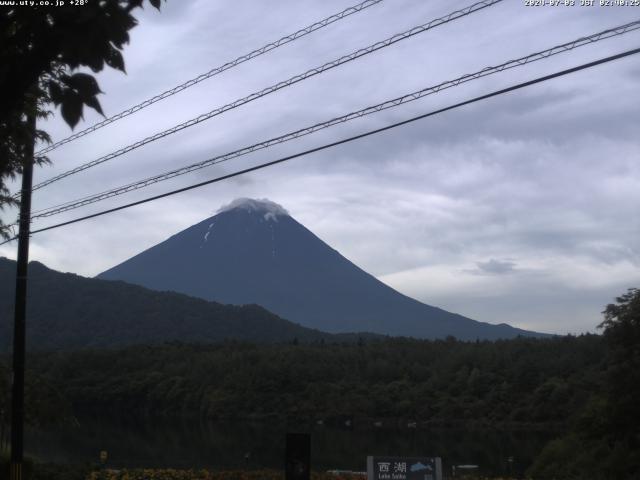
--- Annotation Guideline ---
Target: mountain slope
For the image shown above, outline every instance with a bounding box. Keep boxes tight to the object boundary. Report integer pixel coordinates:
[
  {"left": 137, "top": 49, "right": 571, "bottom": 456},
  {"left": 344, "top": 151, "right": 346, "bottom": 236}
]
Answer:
[
  {"left": 0, "top": 257, "right": 337, "bottom": 352},
  {"left": 98, "top": 198, "right": 544, "bottom": 340}
]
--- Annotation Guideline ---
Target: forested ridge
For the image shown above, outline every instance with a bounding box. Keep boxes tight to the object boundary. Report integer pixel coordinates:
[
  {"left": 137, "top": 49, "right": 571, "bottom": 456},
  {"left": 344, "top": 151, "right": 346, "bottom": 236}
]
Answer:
[
  {"left": 0, "top": 335, "right": 604, "bottom": 427},
  {"left": 1, "top": 255, "right": 636, "bottom": 479},
  {"left": 1, "top": 290, "right": 638, "bottom": 480},
  {"left": 0, "top": 258, "right": 349, "bottom": 351}
]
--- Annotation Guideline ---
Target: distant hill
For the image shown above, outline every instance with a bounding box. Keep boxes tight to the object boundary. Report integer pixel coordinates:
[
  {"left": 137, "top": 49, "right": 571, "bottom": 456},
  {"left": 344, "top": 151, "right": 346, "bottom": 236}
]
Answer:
[
  {"left": 99, "top": 198, "right": 546, "bottom": 340},
  {"left": 0, "top": 257, "right": 346, "bottom": 352}
]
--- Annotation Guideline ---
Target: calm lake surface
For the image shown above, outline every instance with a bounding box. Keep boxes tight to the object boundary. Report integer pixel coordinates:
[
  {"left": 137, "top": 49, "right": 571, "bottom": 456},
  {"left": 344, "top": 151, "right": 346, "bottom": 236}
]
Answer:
[{"left": 26, "top": 416, "right": 556, "bottom": 477}]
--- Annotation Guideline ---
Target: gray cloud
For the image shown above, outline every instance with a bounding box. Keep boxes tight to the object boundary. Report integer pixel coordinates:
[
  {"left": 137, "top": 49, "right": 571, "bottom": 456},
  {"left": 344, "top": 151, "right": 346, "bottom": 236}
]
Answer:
[
  {"left": 473, "top": 259, "right": 517, "bottom": 275},
  {"left": 2, "top": 0, "right": 639, "bottom": 334}
]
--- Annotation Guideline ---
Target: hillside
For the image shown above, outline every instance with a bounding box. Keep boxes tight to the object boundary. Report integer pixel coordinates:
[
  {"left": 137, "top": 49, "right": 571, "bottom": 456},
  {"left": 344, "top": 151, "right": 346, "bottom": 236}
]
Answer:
[{"left": 0, "top": 257, "right": 339, "bottom": 351}]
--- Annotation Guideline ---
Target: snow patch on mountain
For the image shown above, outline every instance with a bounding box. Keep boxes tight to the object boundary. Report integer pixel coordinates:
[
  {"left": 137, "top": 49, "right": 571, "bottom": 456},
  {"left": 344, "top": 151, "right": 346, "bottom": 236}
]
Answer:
[
  {"left": 201, "top": 222, "right": 215, "bottom": 248},
  {"left": 218, "top": 198, "right": 289, "bottom": 222},
  {"left": 270, "top": 223, "right": 276, "bottom": 258}
]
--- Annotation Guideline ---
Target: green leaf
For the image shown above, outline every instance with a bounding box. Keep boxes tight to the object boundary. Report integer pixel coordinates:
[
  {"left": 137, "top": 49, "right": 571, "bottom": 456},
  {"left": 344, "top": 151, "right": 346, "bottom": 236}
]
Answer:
[
  {"left": 60, "top": 93, "right": 83, "bottom": 129},
  {"left": 85, "top": 56, "right": 105, "bottom": 73},
  {"left": 65, "top": 72, "right": 102, "bottom": 98},
  {"left": 105, "top": 47, "right": 125, "bottom": 73},
  {"left": 48, "top": 81, "right": 63, "bottom": 106},
  {"left": 149, "top": 0, "right": 162, "bottom": 10},
  {"left": 105, "top": 10, "right": 134, "bottom": 48},
  {"left": 84, "top": 95, "right": 104, "bottom": 117}
]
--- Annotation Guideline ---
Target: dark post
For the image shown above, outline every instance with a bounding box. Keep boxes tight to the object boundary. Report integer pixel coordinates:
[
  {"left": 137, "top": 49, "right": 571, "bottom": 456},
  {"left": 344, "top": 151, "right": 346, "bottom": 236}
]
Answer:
[
  {"left": 285, "top": 432, "right": 310, "bottom": 480},
  {"left": 10, "top": 111, "right": 35, "bottom": 480}
]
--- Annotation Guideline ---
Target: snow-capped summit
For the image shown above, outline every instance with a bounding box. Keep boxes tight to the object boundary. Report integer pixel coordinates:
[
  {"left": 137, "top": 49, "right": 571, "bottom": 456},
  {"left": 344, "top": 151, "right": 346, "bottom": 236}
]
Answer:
[
  {"left": 98, "top": 199, "right": 545, "bottom": 340},
  {"left": 218, "top": 198, "right": 289, "bottom": 221}
]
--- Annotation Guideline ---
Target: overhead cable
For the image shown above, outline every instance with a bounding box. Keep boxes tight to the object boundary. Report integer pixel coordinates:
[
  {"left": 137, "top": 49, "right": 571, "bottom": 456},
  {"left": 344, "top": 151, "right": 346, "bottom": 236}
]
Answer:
[
  {"left": 30, "top": 20, "right": 640, "bottom": 219},
  {"left": 27, "top": 0, "right": 503, "bottom": 194},
  {"left": 0, "top": 45, "right": 634, "bottom": 246},
  {"left": 35, "top": 0, "right": 385, "bottom": 156}
]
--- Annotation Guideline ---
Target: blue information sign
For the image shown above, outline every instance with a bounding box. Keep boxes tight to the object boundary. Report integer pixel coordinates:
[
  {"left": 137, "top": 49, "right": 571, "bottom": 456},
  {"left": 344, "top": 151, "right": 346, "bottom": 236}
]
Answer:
[{"left": 366, "top": 456, "right": 442, "bottom": 480}]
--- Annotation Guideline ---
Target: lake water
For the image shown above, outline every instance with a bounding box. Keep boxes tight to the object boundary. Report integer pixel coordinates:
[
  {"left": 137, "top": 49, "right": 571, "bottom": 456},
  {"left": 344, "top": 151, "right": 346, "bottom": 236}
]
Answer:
[{"left": 25, "top": 416, "right": 556, "bottom": 477}]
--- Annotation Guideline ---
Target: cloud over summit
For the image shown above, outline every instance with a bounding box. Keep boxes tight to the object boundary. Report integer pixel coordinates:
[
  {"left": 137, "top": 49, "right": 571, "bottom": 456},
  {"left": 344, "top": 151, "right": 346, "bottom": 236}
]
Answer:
[{"left": 1, "top": 0, "right": 637, "bottom": 334}]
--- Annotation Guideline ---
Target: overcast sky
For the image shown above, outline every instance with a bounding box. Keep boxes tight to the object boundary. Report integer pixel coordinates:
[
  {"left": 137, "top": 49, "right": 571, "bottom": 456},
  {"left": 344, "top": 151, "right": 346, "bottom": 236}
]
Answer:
[{"left": 2, "top": 0, "right": 639, "bottom": 335}]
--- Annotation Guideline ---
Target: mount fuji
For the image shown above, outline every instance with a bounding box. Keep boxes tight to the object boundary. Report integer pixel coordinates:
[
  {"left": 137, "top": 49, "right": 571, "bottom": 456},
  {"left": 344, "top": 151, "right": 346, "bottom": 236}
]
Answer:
[{"left": 98, "top": 198, "right": 543, "bottom": 340}]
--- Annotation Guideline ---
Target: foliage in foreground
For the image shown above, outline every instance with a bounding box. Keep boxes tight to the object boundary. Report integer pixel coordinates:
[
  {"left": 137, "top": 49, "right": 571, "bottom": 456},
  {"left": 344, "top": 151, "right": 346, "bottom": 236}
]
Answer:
[
  {"left": 0, "top": 455, "right": 93, "bottom": 480},
  {"left": 0, "top": 0, "right": 164, "bottom": 238},
  {"left": 1, "top": 460, "right": 523, "bottom": 480},
  {"left": 88, "top": 469, "right": 364, "bottom": 480},
  {"left": 527, "top": 288, "right": 640, "bottom": 480},
  {"left": 86, "top": 469, "right": 517, "bottom": 480},
  {"left": 0, "top": 463, "right": 366, "bottom": 480}
]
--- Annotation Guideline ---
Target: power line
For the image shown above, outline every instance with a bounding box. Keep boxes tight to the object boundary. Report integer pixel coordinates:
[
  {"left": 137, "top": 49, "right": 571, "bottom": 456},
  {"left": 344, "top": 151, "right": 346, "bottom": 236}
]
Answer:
[
  {"left": 26, "top": 0, "right": 503, "bottom": 194},
  {"left": 1, "top": 46, "right": 636, "bottom": 246},
  {"left": 30, "top": 20, "right": 640, "bottom": 219},
  {"left": 34, "top": 0, "right": 384, "bottom": 156}
]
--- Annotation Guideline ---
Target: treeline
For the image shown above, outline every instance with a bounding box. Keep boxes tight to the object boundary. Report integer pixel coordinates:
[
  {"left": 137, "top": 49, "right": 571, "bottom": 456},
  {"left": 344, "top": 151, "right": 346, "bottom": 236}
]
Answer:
[
  {"left": 527, "top": 288, "right": 640, "bottom": 479},
  {"left": 0, "top": 335, "right": 605, "bottom": 427},
  {"left": 2, "top": 288, "right": 638, "bottom": 479}
]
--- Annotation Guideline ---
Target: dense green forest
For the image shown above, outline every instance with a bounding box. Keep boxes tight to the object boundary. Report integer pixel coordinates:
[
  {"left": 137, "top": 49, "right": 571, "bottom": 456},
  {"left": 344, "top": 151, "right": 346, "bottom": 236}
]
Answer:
[
  {"left": 528, "top": 288, "right": 640, "bottom": 479},
  {"left": 0, "top": 334, "right": 611, "bottom": 479},
  {"left": 0, "top": 335, "right": 604, "bottom": 426},
  {"left": 1, "top": 288, "right": 638, "bottom": 479}
]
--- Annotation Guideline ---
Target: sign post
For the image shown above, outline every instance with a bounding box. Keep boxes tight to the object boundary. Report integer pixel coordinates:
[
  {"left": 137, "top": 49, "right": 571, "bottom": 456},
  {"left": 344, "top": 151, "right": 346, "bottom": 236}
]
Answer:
[
  {"left": 285, "top": 432, "right": 310, "bottom": 480},
  {"left": 367, "top": 456, "right": 442, "bottom": 480}
]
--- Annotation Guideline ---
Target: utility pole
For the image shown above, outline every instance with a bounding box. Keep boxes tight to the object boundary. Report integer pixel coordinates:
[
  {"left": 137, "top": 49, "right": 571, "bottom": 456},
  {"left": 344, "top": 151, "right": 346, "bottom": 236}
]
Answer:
[{"left": 10, "top": 110, "right": 35, "bottom": 480}]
